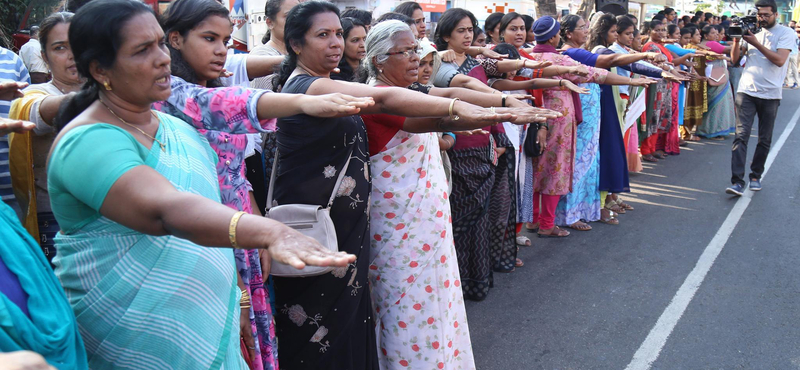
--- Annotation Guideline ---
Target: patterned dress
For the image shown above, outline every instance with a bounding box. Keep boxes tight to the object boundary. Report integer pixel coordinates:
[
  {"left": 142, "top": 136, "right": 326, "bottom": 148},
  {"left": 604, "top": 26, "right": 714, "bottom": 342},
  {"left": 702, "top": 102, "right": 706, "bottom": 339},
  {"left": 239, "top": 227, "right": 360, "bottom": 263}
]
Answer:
[
  {"left": 153, "top": 76, "right": 279, "bottom": 370},
  {"left": 362, "top": 111, "right": 476, "bottom": 370},
  {"left": 272, "top": 75, "right": 377, "bottom": 370}
]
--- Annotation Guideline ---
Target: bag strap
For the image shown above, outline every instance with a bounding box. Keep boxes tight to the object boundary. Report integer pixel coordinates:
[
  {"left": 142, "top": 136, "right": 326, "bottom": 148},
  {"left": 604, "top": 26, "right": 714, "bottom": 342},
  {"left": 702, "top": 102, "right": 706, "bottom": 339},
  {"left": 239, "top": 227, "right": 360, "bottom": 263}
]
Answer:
[{"left": 266, "top": 146, "right": 355, "bottom": 211}]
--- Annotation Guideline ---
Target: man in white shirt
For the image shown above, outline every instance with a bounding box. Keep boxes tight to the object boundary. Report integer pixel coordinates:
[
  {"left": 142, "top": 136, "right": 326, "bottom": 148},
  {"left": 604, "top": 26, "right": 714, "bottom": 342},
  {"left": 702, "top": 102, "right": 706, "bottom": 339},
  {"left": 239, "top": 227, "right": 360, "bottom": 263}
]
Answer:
[
  {"left": 727, "top": 0, "right": 797, "bottom": 195},
  {"left": 18, "top": 26, "right": 49, "bottom": 84}
]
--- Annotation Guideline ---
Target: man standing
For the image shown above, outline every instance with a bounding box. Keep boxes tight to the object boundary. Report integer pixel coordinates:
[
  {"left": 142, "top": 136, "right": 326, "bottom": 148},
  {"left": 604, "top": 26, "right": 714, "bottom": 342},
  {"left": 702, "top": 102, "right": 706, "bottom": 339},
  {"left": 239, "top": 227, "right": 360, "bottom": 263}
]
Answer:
[
  {"left": 18, "top": 26, "right": 48, "bottom": 84},
  {"left": 727, "top": 0, "right": 797, "bottom": 195}
]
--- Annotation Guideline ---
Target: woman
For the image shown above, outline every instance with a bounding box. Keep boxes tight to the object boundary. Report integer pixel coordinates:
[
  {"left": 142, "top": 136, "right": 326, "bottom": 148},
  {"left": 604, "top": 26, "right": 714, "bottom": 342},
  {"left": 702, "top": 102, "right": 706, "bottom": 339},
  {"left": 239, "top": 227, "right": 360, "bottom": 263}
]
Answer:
[
  {"left": 682, "top": 26, "right": 708, "bottom": 142},
  {"left": 665, "top": 24, "right": 696, "bottom": 145},
  {"left": 251, "top": 0, "right": 300, "bottom": 90},
  {"left": 696, "top": 25, "right": 737, "bottom": 140},
  {"left": 269, "top": 2, "right": 525, "bottom": 367},
  {"left": 472, "top": 26, "right": 487, "bottom": 47},
  {"left": 641, "top": 20, "right": 678, "bottom": 161},
  {"left": 8, "top": 12, "right": 80, "bottom": 264},
  {"left": 360, "top": 20, "right": 553, "bottom": 370},
  {"left": 394, "top": 1, "right": 427, "bottom": 40},
  {"left": 523, "top": 16, "right": 653, "bottom": 237},
  {"left": 331, "top": 17, "right": 366, "bottom": 82},
  {"left": 49, "top": 1, "right": 358, "bottom": 368},
  {"left": 484, "top": 12, "right": 504, "bottom": 45}
]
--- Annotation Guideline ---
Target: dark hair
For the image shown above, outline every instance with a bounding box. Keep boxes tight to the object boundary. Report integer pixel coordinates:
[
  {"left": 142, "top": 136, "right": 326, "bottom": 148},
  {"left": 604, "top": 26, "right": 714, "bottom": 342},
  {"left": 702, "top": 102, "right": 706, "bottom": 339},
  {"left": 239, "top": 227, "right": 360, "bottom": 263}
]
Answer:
[
  {"left": 498, "top": 12, "right": 522, "bottom": 42},
  {"left": 704, "top": 12, "right": 713, "bottom": 21},
  {"left": 473, "top": 25, "right": 484, "bottom": 40},
  {"left": 161, "top": 0, "right": 230, "bottom": 88},
  {"left": 560, "top": 14, "right": 582, "bottom": 44},
  {"left": 664, "top": 7, "right": 675, "bottom": 14},
  {"left": 493, "top": 42, "right": 520, "bottom": 60},
  {"left": 682, "top": 15, "right": 691, "bottom": 24},
  {"left": 521, "top": 14, "right": 534, "bottom": 32},
  {"left": 39, "top": 12, "right": 74, "bottom": 60},
  {"left": 434, "top": 8, "right": 477, "bottom": 51},
  {"left": 55, "top": 0, "right": 153, "bottom": 128},
  {"left": 755, "top": 0, "right": 777, "bottom": 13},
  {"left": 341, "top": 17, "right": 366, "bottom": 40},
  {"left": 680, "top": 26, "right": 696, "bottom": 37},
  {"left": 616, "top": 14, "right": 635, "bottom": 35},
  {"left": 667, "top": 23, "right": 679, "bottom": 36},
  {"left": 341, "top": 8, "right": 373, "bottom": 27},
  {"left": 652, "top": 14, "right": 665, "bottom": 22},
  {"left": 273, "top": 0, "right": 340, "bottom": 91},
  {"left": 700, "top": 24, "right": 715, "bottom": 39},
  {"left": 626, "top": 13, "right": 637, "bottom": 20},
  {"left": 394, "top": 1, "right": 422, "bottom": 18},
  {"left": 721, "top": 15, "right": 728, "bottom": 21},
  {"left": 698, "top": 21, "right": 708, "bottom": 29},
  {"left": 484, "top": 12, "right": 504, "bottom": 43},
  {"left": 262, "top": 0, "right": 290, "bottom": 43},
  {"left": 376, "top": 12, "right": 414, "bottom": 28},
  {"left": 586, "top": 13, "right": 617, "bottom": 50}
]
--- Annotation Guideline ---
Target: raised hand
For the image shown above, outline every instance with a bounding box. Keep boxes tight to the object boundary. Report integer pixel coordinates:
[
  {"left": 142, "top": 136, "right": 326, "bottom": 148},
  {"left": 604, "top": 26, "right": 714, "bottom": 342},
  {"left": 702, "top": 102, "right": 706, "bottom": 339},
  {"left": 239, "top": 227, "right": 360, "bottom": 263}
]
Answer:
[
  {"left": 438, "top": 49, "right": 456, "bottom": 63},
  {"left": 568, "top": 65, "right": 590, "bottom": 77},
  {"left": 0, "top": 118, "right": 36, "bottom": 136},
  {"left": 526, "top": 60, "right": 552, "bottom": 69},
  {"left": 562, "top": 80, "right": 590, "bottom": 94},
  {"left": 301, "top": 93, "right": 375, "bottom": 117},
  {"left": 481, "top": 48, "right": 507, "bottom": 60},
  {"left": 0, "top": 81, "right": 27, "bottom": 101},
  {"left": 630, "top": 77, "right": 657, "bottom": 87},
  {"left": 267, "top": 224, "right": 356, "bottom": 270}
]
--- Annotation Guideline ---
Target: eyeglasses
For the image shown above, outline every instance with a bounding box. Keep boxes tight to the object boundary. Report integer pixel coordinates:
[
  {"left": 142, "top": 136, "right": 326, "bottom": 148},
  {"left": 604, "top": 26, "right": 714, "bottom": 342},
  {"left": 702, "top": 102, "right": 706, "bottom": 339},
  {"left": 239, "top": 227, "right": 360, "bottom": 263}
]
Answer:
[{"left": 385, "top": 48, "right": 422, "bottom": 59}]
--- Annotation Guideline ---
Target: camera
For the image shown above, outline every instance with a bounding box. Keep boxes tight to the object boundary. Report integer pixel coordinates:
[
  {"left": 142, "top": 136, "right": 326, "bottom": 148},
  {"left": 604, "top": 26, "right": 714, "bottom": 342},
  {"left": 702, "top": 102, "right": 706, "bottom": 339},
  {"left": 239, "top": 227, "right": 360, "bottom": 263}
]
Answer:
[{"left": 729, "top": 15, "right": 760, "bottom": 37}]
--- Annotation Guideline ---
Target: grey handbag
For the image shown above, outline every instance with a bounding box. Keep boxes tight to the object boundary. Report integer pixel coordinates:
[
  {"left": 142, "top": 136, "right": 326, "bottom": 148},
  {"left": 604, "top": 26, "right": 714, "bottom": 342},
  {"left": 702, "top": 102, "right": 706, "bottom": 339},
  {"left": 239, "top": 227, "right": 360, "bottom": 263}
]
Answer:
[{"left": 266, "top": 147, "right": 353, "bottom": 277}]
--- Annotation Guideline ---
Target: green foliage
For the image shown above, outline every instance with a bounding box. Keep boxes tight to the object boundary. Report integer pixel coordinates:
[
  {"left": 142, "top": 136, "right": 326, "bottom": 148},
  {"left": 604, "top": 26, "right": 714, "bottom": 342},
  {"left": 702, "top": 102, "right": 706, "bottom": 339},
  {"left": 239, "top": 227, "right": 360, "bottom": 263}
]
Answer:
[{"left": 0, "top": 0, "right": 62, "bottom": 48}]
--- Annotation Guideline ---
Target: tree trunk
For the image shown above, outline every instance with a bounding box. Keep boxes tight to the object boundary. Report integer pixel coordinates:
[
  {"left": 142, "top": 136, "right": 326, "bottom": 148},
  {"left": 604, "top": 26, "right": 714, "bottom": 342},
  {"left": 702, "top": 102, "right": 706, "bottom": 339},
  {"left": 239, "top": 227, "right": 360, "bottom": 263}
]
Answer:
[
  {"left": 577, "top": 0, "right": 595, "bottom": 20},
  {"left": 535, "top": 0, "right": 558, "bottom": 17}
]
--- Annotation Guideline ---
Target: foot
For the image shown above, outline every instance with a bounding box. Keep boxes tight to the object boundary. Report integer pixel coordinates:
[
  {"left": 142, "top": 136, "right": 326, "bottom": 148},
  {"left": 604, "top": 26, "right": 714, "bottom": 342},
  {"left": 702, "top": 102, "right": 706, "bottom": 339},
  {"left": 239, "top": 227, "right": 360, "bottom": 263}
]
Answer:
[
  {"left": 679, "top": 139, "right": 688, "bottom": 147},
  {"left": 567, "top": 221, "right": 593, "bottom": 231},
  {"left": 516, "top": 236, "right": 532, "bottom": 246},
  {"left": 642, "top": 154, "right": 659, "bottom": 162},
  {"left": 749, "top": 178, "right": 762, "bottom": 191},
  {"left": 689, "top": 135, "right": 701, "bottom": 141},
  {"left": 709, "top": 136, "right": 725, "bottom": 141},
  {"left": 599, "top": 209, "right": 620, "bottom": 225},
  {"left": 793, "top": 83, "right": 799, "bottom": 90},
  {"left": 515, "top": 258, "right": 524, "bottom": 267},
  {"left": 653, "top": 151, "right": 667, "bottom": 159},
  {"left": 725, "top": 183, "right": 745, "bottom": 196},
  {"left": 605, "top": 202, "right": 626, "bottom": 214},
  {"left": 613, "top": 198, "right": 635, "bottom": 211},
  {"left": 538, "top": 226, "right": 570, "bottom": 238}
]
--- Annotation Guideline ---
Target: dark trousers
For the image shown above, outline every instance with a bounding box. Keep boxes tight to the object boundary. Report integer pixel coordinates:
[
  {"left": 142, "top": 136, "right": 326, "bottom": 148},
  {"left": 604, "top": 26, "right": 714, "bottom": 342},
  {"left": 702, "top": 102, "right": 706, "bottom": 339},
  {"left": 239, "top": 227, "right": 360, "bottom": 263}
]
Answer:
[{"left": 731, "top": 93, "right": 780, "bottom": 186}]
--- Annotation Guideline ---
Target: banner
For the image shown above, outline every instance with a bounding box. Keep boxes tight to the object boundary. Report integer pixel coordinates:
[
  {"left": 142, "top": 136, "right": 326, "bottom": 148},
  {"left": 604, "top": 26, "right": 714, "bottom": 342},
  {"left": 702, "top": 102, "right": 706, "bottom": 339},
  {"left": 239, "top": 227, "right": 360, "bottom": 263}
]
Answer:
[{"left": 416, "top": 0, "right": 446, "bottom": 13}]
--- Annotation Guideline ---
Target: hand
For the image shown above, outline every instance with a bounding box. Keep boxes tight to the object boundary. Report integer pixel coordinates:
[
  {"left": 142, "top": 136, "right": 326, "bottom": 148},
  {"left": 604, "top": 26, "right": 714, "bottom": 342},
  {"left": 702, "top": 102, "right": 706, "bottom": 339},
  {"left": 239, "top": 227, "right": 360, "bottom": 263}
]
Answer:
[
  {"left": 452, "top": 102, "right": 515, "bottom": 126},
  {"left": 219, "top": 68, "right": 234, "bottom": 79},
  {"left": 561, "top": 80, "right": 590, "bottom": 94},
  {"left": 0, "top": 81, "right": 27, "bottom": 101},
  {"left": 508, "top": 93, "right": 534, "bottom": 101},
  {"left": 266, "top": 223, "right": 356, "bottom": 270},
  {"left": 536, "top": 127, "right": 548, "bottom": 154},
  {"left": 494, "top": 106, "right": 554, "bottom": 124},
  {"left": 481, "top": 48, "right": 507, "bottom": 60},
  {"left": 0, "top": 118, "right": 36, "bottom": 136},
  {"left": 630, "top": 77, "right": 657, "bottom": 87},
  {"left": 647, "top": 52, "right": 667, "bottom": 63},
  {"left": 568, "top": 65, "right": 589, "bottom": 77},
  {"left": 494, "top": 146, "right": 506, "bottom": 156},
  {"left": 240, "top": 308, "right": 256, "bottom": 363},
  {"left": 525, "top": 60, "right": 552, "bottom": 69},
  {"left": 0, "top": 351, "right": 56, "bottom": 370},
  {"left": 454, "top": 128, "right": 490, "bottom": 135},
  {"left": 438, "top": 49, "right": 456, "bottom": 63},
  {"left": 662, "top": 71, "right": 687, "bottom": 83},
  {"left": 300, "top": 93, "right": 375, "bottom": 117},
  {"left": 741, "top": 30, "right": 758, "bottom": 46},
  {"left": 259, "top": 248, "right": 271, "bottom": 280}
]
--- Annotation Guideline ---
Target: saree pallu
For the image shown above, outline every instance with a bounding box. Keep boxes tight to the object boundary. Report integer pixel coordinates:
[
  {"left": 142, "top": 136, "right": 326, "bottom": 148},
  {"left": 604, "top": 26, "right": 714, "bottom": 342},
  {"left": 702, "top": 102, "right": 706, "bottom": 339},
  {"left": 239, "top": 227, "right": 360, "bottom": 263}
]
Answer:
[
  {"left": 555, "top": 83, "right": 601, "bottom": 226},
  {"left": 369, "top": 130, "right": 476, "bottom": 370},
  {"left": 658, "top": 82, "right": 682, "bottom": 156},
  {"left": 642, "top": 42, "right": 674, "bottom": 143},
  {"left": 620, "top": 94, "right": 643, "bottom": 173},
  {"left": 448, "top": 145, "right": 495, "bottom": 301},
  {"left": 54, "top": 115, "right": 244, "bottom": 369},
  {"left": 489, "top": 130, "right": 517, "bottom": 273},
  {"left": 598, "top": 83, "right": 631, "bottom": 193},
  {"left": 698, "top": 60, "right": 736, "bottom": 138},
  {"left": 683, "top": 55, "right": 708, "bottom": 139}
]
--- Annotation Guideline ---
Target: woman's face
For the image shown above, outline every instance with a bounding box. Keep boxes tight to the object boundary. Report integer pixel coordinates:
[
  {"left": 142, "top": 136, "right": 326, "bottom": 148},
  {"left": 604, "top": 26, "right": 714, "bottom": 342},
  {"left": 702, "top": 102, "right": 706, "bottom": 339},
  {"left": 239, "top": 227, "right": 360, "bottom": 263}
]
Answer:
[
  {"left": 42, "top": 22, "right": 80, "bottom": 85},
  {"left": 488, "top": 24, "right": 501, "bottom": 44},
  {"left": 679, "top": 32, "right": 691, "bottom": 46},
  {"left": 632, "top": 32, "right": 642, "bottom": 50},
  {"left": 605, "top": 24, "right": 619, "bottom": 45},
  {"left": 617, "top": 25, "right": 633, "bottom": 47},
  {"left": 269, "top": 0, "right": 300, "bottom": 45},
  {"left": 669, "top": 28, "right": 680, "bottom": 40},
  {"left": 567, "top": 17, "right": 588, "bottom": 46},
  {"left": 418, "top": 53, "right": 434, "bottom": 84},
  {"left": 411, "top": 9, "right": 426, "bottom": 39},
  {"left": 378, "top": 31, "right": 419, "bottom": 87},
  {"left": 294, "top": 11, "right": 344, "bottom": 75},
  {"left": 691, "top": 29, "right": 701, "bottom": 44},
  {"left": 502, "top": 17, "right": 526, "bottom": 48},
  {"left": 446, "top": 16, "right": 474, "bottom": 53},
  {"left": 526, "top": 25, "right": 536, "bottom": 43},
  {"left": 472, "top": 32, "right": 486, "bottom": 46},
  {"left": 650, "top": 23, "right": 666, "bottom": 42},
  {"left": 169, "top": 15, "right": 232, "bottom": 86},
  {"left": 707, "top": 28, "right": 719, "bottom": 41},
  {"left": 344, "top": 25, "right": 367, "bottom": 63},
  {"left": 98, "top": 12, "right": 172, "bottom": 106}
]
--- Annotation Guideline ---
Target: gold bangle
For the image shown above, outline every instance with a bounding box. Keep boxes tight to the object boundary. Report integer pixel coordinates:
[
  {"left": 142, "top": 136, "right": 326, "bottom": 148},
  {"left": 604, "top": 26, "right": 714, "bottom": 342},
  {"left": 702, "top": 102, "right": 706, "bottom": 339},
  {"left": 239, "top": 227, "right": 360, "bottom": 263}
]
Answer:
[
  {"left": 240, "top": 305, "right": 252, "bottom": 309},
  {"left": 449, "top": 98, "right": 461, "bottom": 121},
  {"left": 229, "top": 211, "right": 247, "bottom": 249}
]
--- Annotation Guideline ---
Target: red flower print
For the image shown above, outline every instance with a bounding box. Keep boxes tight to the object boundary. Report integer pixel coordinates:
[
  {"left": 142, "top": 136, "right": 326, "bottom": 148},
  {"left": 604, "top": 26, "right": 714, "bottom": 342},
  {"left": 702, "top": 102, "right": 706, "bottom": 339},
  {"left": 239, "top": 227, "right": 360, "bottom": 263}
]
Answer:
[
  {"left": 432, "top": 341, "right": 440, "bottom": 349},
  {"left": 369, "top": 264, "right": 378, "bottom": 270},
  {"left": 412, "top": 344, "right": 420, "bottom": 352},
  {"left": 438, "top": 363, "right": 444, "bottom": 369},
  {"left": 443, "top": 191, "right": 448, "bottom": 199},
  {"left": 448, "top": 341, "right": 453, "bottom": 348},
  {"left": 440, "top": 255, "right": 447, "bottom": 264},
  {"left": 413, "top": 303, "right": 422, "bottom": 310},
  {"left": 454, "top": 321, "right": 459, "bottom": 328},
  {"left": 382, "top": 348, "right": 387, "bottom": 356},
  {"left": 399, "top": 360, "right": 409, "bottom": 367},
  {"left": 409, "top": 261, "right": 418, "bottom": 268},
  {"left": 399, "top": 156, "right": 407, "bottom": 164},
  {"left": 402, "top": 233, "right": 409, "bottom": 240},
  {"left": 381, "top": 171, "right": 391, "bottom": 178},
  {"left": 382, "top": 155, "right": 392, "bottom": 162},
  {"left": 427, "top": 317, "right": 435, "bottom": 325},
  {"left": 395, "top": 223, "right": 405, "bottom": 230},
  {"left": 418, "top": 145, "right": 425, "bottom": 152},
  {"left": 425, "top": 285, "right": 433, "bottom": 293},
  {"left": 444, "top": 280, "right": 450, "bottom": 288},
  {"left": 386, "top": 212, "right": 396, "bottom": 219},
  {"left": 384, "top": 192, "right": 394, "bottom": 199},
  {"left": 455, "top": 280, "right": 461, "bottom": 287},
  {"left": 407, "top": 275, "right": 414, "bottom": 283},
  {"left": 398, "top": 321, "right": 407, "bottom": 328},
  {"left": 454, "top": 349, "right": 460, "bottom": 357},
  {"left": 426, "top": 181, "right": 432, "bottom": 188},
  {"left": 374, "top": 234, "right": 382, "bottom": 241},
  {"left": 440, "top": 230, "right": 446, "bottom": 238},
  {"left": 436, "top": 211, "right": 443, "bottom": 217},
  {"left": 408, "top": 191, "right": 415, "bottom": 198},
  {"left": 419, "top": 170, "right": 427, "bottom": 178},
  {"left": 422, "top": 244, "right": 431, "bottom": 252}
]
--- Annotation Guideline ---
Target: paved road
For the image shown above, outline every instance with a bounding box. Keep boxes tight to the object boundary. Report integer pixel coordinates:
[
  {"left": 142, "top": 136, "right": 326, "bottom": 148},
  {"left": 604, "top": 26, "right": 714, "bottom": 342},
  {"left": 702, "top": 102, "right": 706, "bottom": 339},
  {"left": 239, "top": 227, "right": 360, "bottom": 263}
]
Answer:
[{"left": 465, "top": 89, "right": 800, "bottom": 370}]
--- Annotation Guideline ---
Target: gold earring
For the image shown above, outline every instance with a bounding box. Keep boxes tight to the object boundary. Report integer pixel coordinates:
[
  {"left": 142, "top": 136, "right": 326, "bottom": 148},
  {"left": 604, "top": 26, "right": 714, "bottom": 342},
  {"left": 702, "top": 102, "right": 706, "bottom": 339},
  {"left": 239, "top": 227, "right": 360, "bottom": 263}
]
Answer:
[{"left": 103, "top": 81, "right": 112, "bottom": 91}]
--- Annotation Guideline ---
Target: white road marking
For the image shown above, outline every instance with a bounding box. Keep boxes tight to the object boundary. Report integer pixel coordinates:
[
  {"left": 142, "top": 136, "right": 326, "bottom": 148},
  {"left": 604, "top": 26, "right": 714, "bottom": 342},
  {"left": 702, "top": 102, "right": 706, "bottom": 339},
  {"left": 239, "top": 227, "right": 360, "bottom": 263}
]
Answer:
[{"left": 624, "top": 104, "right": 800, "bottom": 370}]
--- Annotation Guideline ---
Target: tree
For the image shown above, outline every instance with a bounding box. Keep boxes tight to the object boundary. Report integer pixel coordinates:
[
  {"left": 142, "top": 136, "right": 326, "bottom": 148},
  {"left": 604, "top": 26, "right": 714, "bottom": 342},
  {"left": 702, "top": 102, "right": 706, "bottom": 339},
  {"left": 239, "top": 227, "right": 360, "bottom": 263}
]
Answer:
[
  {"left": 694, "top": 3, "right": 712, "bottom": 13},
  {"left": 535, "top": 0, "right": 558, "bottom": 17},
  {"left": 577, "top": 0, "right": 595, "bottom": 20}
]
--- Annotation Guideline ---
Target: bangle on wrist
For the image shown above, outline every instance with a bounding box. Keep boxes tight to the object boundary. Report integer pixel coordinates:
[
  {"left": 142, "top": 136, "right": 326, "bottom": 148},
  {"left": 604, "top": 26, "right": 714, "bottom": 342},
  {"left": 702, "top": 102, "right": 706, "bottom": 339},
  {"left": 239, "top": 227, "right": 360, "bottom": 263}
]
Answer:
[
  {"left": 501, "top": 93, "right": 508, "bottom": 107},
  {"left": 559, "top": 79, "right": 563, "bottom": 87},
  {"left": 449, "top": 98, "right": 461, "bottom": 121},
  {"left": 229, "top": 211, "right": 247, "bottom": 249}
]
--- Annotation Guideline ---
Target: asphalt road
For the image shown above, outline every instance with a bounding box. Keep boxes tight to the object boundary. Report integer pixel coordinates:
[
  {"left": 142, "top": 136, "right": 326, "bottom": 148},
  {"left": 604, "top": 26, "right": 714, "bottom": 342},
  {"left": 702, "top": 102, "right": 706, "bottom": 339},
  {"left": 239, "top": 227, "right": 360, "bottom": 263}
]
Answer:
[{"left": 465, "top": 88, "right": 800, "bottom": 370}]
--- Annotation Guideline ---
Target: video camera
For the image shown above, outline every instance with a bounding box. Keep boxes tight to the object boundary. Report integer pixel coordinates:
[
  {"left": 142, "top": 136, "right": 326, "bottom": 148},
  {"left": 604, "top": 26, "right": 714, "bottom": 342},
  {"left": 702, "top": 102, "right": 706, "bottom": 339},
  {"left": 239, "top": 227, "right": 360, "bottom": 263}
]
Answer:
[{"left": 729, "top": 15, "right": 760, "bottom": 37}]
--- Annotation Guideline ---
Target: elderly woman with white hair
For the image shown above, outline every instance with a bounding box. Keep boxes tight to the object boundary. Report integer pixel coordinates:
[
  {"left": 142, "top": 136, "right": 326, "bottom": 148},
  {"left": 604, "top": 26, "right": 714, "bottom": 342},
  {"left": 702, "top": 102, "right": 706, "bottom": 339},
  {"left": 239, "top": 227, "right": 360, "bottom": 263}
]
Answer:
[{"left": 357, "top": 19, "right": 559, "bottom": 369}]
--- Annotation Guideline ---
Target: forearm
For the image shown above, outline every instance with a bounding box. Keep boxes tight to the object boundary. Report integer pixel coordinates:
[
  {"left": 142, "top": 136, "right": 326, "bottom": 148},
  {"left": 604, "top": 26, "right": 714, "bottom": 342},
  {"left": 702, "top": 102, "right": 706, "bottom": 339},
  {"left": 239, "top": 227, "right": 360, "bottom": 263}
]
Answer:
[
  {"left": 38, "top": 94, "right": 70, "bottom": 126},
  {"left": 429, "top": 86, "right": 504, "bottom": 107},
  {"left": 403, "top": 116, "right": 490, "bottom": 133},
  {"left": 450, "top": 74, "right": 497, "bottom": 93},
  {"left": 754, "top": 43, "right": 788, "bottom": 66},
  {"left": 540, "top": 65, "right": 576, "bottom": 78},
  {"left": 246, "top": 55, "right": 286, "bottom": 79},
  {"left": 256, "top": 93, "right": 313, "bottom": 119},
  {"left": 601, "top": 72, "right": 634, "bottom": 86}
]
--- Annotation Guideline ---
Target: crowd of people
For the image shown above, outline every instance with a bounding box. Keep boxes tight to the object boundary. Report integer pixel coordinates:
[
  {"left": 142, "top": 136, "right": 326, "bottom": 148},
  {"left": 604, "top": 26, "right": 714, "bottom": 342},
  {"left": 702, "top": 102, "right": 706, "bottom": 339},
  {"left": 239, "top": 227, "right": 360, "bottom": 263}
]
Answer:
[{"left": 0, "top": 0, "right": 795, "bottom": 369}]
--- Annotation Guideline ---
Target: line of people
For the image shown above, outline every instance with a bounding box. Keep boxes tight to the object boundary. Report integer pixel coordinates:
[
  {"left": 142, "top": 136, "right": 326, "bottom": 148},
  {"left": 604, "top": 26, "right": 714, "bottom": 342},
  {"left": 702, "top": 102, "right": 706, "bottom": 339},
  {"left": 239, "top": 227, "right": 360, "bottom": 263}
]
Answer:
[{"left": 0, "top": 0, "right": 789, "bottom": 369}]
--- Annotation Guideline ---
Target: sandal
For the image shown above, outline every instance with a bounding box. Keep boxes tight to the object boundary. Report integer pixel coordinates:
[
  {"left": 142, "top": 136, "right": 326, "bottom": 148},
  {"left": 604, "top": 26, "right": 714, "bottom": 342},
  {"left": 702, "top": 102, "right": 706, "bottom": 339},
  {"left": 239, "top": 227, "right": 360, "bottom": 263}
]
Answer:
[
  {"left": 653, "top": 152, "right": 667, "bottom": 159},
  {"left": 515, "top": 258, "right": 524, "bottom": 267},
  {"left": 605, "top": 202, "right": 626, "bottom": 214},
  {"left": 612, "top": 198, "right": 634, "bottom": 211},
  {"left": 642, "top": 154, "right": 659, "bottom": 162},
  {"left": 567, "top": 221, "right": 592, "bottom": 231},
  {"left": 525, "top": 222, "right": 539, "bottom": 232},
  {"left": 689, "top": 135, "right": 701, "bottom": 142},
  {"left": 516, "top": 236, "right": 532, "bottom": 246},
  {"left": 599, "top": 209, "right": 619, "bottom": 225},
  {"left": 679, "top": 140, "right": 688, "bottom": 147},
  {"left": 538, "top": 226, "right": 570, "bottom": 238}
]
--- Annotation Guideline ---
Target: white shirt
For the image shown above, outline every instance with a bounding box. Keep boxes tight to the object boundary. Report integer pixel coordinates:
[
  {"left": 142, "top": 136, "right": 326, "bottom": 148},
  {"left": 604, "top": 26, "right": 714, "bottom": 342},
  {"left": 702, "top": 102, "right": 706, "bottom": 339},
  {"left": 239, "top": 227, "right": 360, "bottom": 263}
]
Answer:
[
  {"left": 738, "top": 24, "right": 798, "bottom": 99},
  {"left": 19, "top": 39, "right": 48, "bottom": 74}
]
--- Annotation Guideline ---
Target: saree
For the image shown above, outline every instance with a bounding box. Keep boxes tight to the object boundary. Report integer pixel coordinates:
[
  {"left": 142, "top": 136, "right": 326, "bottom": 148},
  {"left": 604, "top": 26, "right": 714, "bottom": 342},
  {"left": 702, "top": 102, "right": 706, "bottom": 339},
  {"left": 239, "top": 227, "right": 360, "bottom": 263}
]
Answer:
[
  {"left": 698, "top": 59, "right": 736, "bottom": 138},
  {"left": 368, "top": 127, "right": 475, "bottom": 370},
  {"left": 683, "top": 47, "right": 708, "bottom": 139},
  {"left": 642, "top": 42, "right": 675, "bottom": 154},
  {"left": 489, "top": 127, "right": 517, "bottom": 273},
  {"left": 51, "top": 114, "right": 243, "bottom": 369}
]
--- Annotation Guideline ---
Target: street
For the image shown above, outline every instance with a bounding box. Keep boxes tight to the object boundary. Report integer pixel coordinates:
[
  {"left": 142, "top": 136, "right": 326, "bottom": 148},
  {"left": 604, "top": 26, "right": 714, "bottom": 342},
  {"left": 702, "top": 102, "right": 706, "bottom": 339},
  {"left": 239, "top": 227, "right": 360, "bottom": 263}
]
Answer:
[{"left": 465, "top": 89, "right": 800, "bottom": 370}]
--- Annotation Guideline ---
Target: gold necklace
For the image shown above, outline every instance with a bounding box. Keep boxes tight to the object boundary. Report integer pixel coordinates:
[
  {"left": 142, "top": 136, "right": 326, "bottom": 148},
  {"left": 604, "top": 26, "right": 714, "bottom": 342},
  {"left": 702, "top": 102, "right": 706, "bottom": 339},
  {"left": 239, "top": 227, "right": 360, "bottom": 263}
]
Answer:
[{"left": 99, "top": 97, "right": 166, "bottom": 151}]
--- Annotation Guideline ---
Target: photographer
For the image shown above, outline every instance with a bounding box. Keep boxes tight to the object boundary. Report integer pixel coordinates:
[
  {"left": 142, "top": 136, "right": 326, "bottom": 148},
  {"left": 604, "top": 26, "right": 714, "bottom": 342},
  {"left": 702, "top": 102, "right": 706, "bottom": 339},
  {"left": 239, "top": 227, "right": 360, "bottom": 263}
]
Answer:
[{"left": 726, "top": 0, "right": 798, "bottom": 196}]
